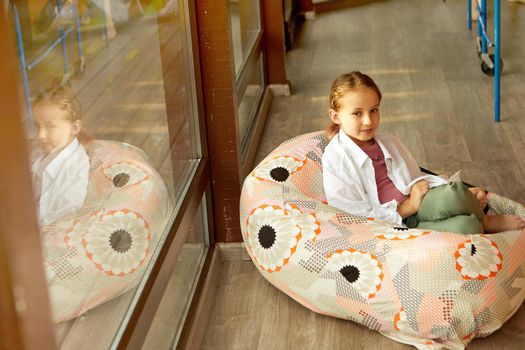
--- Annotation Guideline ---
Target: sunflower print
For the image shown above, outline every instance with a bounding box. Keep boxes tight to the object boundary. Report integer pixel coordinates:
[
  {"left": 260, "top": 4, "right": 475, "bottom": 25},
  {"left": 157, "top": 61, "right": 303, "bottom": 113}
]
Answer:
[
  {"left": 82, "top": 209, "right": 151, "bottom": 277},
  {"left": 454, "top": 235, "right": 503, "bottom": 280},
  {"left": 251, "top": 156, "right": 306, "bottom": 183},
  {"left": 103, "top": 162, "right": 149, "bottom": 188},
  {"left": 245, "top": 205, "right": 302, "bottom": 272},
  {"left": 326, "top": 248, "right": 383, "bottom": 299}
]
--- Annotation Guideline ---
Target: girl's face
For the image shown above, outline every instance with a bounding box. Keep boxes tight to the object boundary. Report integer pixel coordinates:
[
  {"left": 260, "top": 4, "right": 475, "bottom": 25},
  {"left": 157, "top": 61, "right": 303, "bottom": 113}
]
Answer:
[
  {"left": 329, "top": 87, "right": 380, "bottom": 147},
  {"left": 33, "top": 103, "right": 80, "bottom": 154}
]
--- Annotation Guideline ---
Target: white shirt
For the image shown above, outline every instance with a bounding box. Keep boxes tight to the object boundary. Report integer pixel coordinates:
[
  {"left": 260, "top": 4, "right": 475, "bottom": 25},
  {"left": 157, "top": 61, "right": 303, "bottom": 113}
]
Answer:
[
  {"left": 322, "top": 130, "right": 447, "bottom": 225},
  {"left": 31, "top": 138, "right": 90, "bottom": 226}
]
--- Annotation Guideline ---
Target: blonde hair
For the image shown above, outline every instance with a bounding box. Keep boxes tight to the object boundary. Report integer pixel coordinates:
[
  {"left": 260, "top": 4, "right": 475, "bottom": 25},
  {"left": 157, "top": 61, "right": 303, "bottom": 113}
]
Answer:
[
  {"left": 326, "top": 71, "right": 382, "bottom": 140},
  {"left": 33, "top": 86, "right": 91, "bottom": 144}
]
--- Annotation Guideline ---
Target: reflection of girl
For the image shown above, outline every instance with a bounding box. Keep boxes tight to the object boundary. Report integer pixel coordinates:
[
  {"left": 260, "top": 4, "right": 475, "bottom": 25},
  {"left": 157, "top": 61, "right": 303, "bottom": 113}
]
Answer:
[{"left": 30, "top": 87, "right": 90, "bottom": 226}]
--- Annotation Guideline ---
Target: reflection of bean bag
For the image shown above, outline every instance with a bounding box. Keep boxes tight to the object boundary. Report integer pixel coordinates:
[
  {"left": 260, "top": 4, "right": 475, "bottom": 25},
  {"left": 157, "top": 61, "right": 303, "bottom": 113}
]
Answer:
[
  {"left": 240, "top": 131, "right": 525, "bottom": 349},
  {"left": 42, "top": 140, "right": 172, "bottom": 323}
]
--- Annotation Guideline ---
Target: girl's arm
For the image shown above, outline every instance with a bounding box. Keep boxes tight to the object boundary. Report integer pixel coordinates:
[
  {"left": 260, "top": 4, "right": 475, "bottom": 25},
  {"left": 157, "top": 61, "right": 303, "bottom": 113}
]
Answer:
[
  {"left": 397, "top": 199, "right": 417, "bottom": 218},
  {"left": 396, "top": 180, "right": 429, "bottom": 218}
]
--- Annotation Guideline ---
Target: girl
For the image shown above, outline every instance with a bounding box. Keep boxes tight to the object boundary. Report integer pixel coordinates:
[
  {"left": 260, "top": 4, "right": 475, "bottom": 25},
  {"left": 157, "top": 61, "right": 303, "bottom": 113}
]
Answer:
[
  {"left": 30, "top": 86, "right": 90, "bottom": 226},
  {"left": 322, "top": 71, "right": 525, "bottom": 234}
]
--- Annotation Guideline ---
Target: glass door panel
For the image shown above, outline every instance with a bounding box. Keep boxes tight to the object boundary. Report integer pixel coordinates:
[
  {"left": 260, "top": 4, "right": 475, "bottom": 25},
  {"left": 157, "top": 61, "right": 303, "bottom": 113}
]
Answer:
[
  {"left": 228, "top": 0, "right": 261, "bottom": 76},
  {"left": 238, "top": 52, "right": 264, "bottom": 150},
  {"left": 5, "top": 0, "right": 206, "bottom": 348}
]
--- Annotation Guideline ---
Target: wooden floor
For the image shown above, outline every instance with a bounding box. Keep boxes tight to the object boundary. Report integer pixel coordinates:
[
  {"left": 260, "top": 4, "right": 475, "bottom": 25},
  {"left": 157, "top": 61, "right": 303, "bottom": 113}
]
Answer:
[
  {"left": 202, "top": 260, "right": 525, "bottom": 350},
  {"left": 203, "top": 0, "right": 525, "bottom": 349}
]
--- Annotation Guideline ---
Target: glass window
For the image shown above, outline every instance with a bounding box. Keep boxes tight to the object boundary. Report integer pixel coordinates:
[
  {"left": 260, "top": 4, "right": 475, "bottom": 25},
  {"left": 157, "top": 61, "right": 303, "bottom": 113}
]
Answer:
[
  {"left": 6, "top": 0, "right": 205, "bottom": 347},
  {"left": 238, "top": 52, "right": 264, "bottom": 151},
  {"left": 228, "top": 0, "right": 261, "bottom": 76},
  {"left": 142, "top": 195, "right": 209, "bottom": 349}
]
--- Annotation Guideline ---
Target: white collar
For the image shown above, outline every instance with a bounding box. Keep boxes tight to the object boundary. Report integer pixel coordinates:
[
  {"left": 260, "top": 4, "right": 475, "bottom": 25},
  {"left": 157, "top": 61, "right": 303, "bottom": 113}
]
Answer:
[
  {"left": 338, "top": 129, "right": 393, "bottom": 168},
  {"left": 45, "top": 138, "right": 81, "bottom": 179}
]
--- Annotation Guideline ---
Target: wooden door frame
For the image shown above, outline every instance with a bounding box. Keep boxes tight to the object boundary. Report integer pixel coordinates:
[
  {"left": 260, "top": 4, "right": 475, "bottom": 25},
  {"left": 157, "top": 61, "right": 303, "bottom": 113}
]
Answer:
[
  {"left": 0, "top": 4, "right": 57, "bottom": 349},
  {"left": 196, "top": 0, "right": 288, "bottom": 243}
]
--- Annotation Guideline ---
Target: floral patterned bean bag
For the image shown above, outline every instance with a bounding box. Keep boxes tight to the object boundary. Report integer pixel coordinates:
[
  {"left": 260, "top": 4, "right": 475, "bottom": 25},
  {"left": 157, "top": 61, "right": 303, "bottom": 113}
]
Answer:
[
  {"left": 42, "top": 140, "right": 172, "bottom": 323},
  {"left": 240, "top": 131, "right": 525, "bottom": 349}
]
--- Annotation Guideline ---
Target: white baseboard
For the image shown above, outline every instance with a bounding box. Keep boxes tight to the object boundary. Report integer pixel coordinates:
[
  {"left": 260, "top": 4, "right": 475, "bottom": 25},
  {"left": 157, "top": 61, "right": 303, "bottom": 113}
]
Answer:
[
  {"left": 269, "top": 83, "right": 291, "bottom": 96},
  {"left": 305, "top": 11, "right": 316, "bottom": 20},
  {"left": 216, "top": 242, "right": 252, "bottom": 261}
]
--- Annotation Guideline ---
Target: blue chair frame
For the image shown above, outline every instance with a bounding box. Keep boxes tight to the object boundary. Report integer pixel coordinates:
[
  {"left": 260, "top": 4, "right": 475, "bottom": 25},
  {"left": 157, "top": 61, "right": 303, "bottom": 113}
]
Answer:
[{"left": 467, "top": 0, "right": 501, "bottom": 122}]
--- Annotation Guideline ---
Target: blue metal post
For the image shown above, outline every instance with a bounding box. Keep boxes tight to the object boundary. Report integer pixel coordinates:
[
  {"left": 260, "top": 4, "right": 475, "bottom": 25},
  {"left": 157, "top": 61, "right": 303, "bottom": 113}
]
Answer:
[
  {"left": 494, "top": 0, "right": 501, "bottom": 122},
  {"left": 12, "top": 5, "right": 34, "bottom": 134},
  {"left": 477, "top": 1, "right": 481, "bottom": 36},
  {"left": 481, "top": 0, "right": 487, "bottom": 55},
  {"left": 468, "top": 0, "right": 472, "bottom": 30}
]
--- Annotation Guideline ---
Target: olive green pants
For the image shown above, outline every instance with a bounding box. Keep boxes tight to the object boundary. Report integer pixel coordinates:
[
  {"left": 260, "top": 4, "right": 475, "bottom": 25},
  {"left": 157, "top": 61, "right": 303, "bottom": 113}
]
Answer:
[{"left": 403, "top": 181, "right": 485, "bottom": 234}]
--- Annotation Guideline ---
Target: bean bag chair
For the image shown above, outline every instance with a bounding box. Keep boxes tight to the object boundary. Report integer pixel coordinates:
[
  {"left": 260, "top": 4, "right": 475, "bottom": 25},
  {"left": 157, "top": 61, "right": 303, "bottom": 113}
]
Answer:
[
  {"left": 240, "top": 131, "right": 525, "bottom": 349},
  {"left": 41, "top": 140, "right": 172, "bottom": 323}
]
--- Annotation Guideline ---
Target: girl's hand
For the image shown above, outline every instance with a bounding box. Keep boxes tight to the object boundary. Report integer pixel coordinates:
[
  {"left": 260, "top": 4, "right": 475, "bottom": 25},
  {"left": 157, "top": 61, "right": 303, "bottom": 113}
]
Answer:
[
  {"left": 408, "top": 180, "right": 429, "bottom": 212},
  {"left": 469, "top": 187, "right": 488, "bottom": 209}
]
